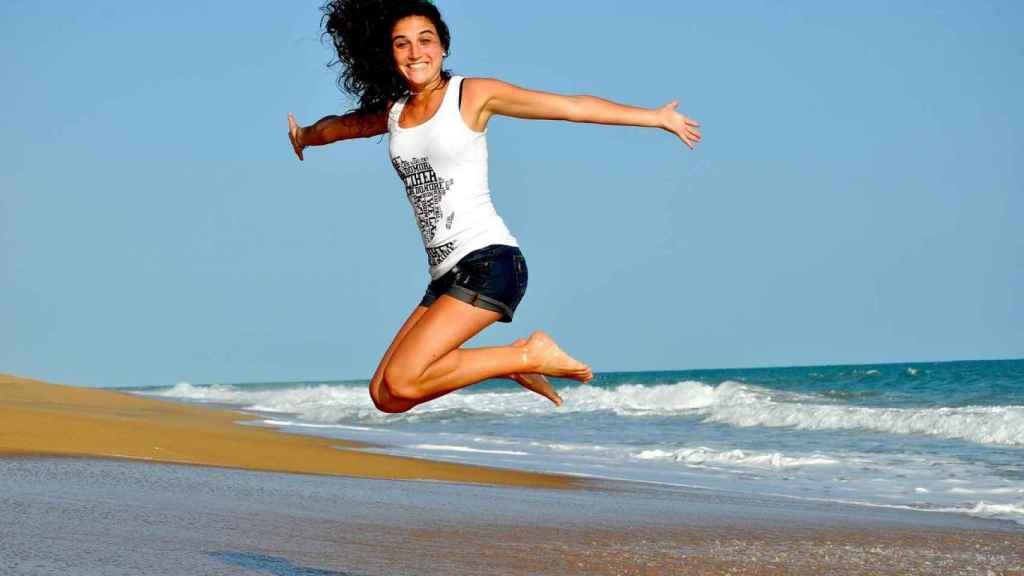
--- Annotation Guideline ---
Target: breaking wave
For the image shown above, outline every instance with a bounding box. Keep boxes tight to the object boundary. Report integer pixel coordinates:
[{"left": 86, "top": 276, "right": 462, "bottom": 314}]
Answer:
[{"left": 146, "top": 380, "right": 1024, "bottom": 446}]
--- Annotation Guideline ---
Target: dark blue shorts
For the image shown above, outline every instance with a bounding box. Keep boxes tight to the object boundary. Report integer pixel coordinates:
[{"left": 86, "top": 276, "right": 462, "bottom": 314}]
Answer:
[{"left": 419, "top": 244, "right": 528, "bottom": 323}]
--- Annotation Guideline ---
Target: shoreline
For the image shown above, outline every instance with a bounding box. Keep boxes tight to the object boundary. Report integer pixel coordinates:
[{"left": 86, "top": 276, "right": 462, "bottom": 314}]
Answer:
[
  {"left": 5, "top": 373, "right": 1023, "bottom": 573},
  {"left": 5, "top": 455, "right": 1022, "bottom": 575},
  {"left": 0, "top": 373, "right": 575, "bottom": 489}
]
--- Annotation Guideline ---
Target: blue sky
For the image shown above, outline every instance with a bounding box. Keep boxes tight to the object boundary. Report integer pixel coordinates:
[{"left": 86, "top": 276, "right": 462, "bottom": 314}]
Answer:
[{"left": 2, "top": 1, "right": 1021, "bottom": 388}]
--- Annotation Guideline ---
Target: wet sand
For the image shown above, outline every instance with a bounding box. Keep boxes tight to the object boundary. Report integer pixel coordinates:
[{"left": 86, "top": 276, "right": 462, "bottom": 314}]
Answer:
[
  {"left": 3, "top": 456, "right": 1022, "bottom": 575},
  {"left": 3, "top": 373, "right": 1023, "bottom": 574}
]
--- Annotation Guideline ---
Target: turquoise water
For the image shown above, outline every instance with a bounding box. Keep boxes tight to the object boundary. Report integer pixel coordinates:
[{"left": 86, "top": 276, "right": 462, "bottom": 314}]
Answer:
[{"left": 129, "top": 358, "right": 1024, "bottom": 525}]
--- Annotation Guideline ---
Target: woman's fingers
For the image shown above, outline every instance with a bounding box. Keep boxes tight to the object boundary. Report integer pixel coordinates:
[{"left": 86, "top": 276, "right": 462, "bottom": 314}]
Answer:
[
  {"left": 677, "top": 125, "right": 695, "bottom": 149},
  {"left": 673, "top": 116, "right": 700, "bottom": 149},
  {"left": 287, "top": 112, "right": 304, "bottom": 161},
  {"left": 659, "top": 101, "right": 701, "bottom": 150},
  {"left": 681, "top": 115, "right": 701, "bottom": 146},
  {"left": 288, "top": 112, "right": 299, "bottom": 139}
]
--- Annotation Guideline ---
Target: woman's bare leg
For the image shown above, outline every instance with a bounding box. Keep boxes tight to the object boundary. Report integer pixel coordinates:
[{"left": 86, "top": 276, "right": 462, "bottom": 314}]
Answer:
[
  {"left": 368, "top": 303, "right": 576, "bottom": 412},
  {"left": 379, "top": 295, "right": 590, "bottom": 410},
  {"left": 368, "top": 305, "right": 429, "bottom": 413}
]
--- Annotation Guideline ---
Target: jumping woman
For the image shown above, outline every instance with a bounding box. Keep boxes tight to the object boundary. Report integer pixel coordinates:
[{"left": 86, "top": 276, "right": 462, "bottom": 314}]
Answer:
[{"left": 288, "top": 0, "right": 701, "bottom": 414}]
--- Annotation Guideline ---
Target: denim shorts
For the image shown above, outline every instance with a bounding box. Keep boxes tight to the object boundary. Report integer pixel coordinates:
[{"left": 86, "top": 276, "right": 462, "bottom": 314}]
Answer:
[{"left": 419, "top": 244, "right": 528, "bottom": 323}]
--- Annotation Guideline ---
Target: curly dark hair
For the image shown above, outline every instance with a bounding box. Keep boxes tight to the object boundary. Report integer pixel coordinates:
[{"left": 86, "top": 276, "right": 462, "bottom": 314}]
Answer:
[{"left": 321, "top": 0, "right": 452, "bottom": 116}]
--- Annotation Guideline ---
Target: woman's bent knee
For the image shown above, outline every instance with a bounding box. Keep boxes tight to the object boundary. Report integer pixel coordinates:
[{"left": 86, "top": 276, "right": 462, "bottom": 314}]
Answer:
[
  {"left": 374, "top": 397, "right": 412, "bottom": 414},
  {"left": 382, "top": 364, "right": 422, "bottom": 402},
  {"left": 368, "top": 380, "right": 416, "bottom": 413}
]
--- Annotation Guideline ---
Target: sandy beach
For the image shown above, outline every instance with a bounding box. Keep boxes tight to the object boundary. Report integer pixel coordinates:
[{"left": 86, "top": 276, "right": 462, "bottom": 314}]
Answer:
[
  {"left": 3, "top": 373, "right": 1023, "bottom": 575},
  {"left": 0, "top": 373, "right": 572, "bottom": 488}
]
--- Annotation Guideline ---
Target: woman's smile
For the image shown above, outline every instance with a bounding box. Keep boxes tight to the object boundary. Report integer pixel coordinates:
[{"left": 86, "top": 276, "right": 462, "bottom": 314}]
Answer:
[{"left": 392, "top": 15, "right": 445, "bottom": 91}]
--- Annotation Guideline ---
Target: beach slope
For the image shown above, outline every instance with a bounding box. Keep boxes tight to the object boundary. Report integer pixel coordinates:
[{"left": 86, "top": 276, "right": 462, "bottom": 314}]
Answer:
[{"left": 0, "top": 374, "right": 572, "bottom": 488}]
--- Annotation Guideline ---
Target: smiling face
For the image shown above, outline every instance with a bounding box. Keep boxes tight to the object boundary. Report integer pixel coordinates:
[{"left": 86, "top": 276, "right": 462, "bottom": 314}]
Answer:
[{"left": 391, "top": 15, "right": 446, "bottom": 92}]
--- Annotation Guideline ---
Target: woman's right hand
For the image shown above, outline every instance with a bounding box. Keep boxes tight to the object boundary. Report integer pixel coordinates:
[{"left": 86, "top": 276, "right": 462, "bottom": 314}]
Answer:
[
  {"left": 288, "top": 112, "right": 305, "bottom": 161},
  {"left": 657, "top": 101, "right": 702, "bottom": 150}
]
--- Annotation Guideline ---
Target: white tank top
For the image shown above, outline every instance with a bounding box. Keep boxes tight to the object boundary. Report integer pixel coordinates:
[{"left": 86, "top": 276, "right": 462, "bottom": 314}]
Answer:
[{"left": 388, "top": 75, "right": 519, "bottom": 280}]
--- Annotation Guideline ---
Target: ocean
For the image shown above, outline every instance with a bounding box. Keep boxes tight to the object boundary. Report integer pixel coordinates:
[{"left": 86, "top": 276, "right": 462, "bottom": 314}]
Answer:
[{"left": 127, "top": 358, "right": 1024, "bottom": 526}]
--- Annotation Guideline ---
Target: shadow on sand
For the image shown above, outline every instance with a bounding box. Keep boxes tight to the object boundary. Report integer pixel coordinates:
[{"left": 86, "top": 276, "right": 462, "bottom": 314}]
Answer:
[{"left": 207, "top": 551, "right": 367, "bottom": 576}]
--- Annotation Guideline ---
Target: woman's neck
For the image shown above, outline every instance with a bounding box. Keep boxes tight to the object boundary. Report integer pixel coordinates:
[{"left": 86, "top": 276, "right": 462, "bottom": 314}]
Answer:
[{"left": 408, "top": 75, "right": 447, "bottom": 102}]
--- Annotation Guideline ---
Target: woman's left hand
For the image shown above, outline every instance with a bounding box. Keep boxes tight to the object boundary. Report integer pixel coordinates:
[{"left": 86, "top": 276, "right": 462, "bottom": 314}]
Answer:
[{"left": 658, "top": 101, "right": 702, "bottom": 150}]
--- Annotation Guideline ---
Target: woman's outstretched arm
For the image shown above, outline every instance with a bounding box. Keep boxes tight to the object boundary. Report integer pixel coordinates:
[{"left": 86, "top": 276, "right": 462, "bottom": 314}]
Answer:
[
  {"left": 464, "top": 78, "right": 702, "bottom": 149},
  {"left": 287, "top": 111, "right": 388, "bottom": 161}
]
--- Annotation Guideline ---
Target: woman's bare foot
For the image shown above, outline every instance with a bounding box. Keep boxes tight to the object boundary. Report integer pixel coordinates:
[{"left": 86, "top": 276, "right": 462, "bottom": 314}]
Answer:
[
  {"left": 524, "top": 331, "right": 593, "bottom": 383},
  {"left": 507, "top": 339, "right": 562, "bottom": 406}
]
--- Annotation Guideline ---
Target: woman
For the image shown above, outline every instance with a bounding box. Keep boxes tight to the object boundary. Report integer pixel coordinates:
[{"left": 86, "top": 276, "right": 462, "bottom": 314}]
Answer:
[{"left": 288, "top": 0, "right": 701, "bottom": 414}]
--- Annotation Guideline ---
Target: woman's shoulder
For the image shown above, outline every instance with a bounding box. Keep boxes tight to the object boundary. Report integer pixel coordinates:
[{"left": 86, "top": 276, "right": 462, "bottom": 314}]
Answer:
[
  {"left": 460, "top": 76, "right": 503, "bottom": 89},
  {"left": 459, "top": 76, "right": 512, "bottom": 101}
]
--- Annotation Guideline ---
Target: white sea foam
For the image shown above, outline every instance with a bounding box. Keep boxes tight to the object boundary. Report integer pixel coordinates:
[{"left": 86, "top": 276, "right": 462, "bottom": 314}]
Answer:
[
  {"left": 565, "top": 381, "right": 1024, "bottom": 446},
  {"left": 701, "top": 394, "right": 1024, "bottom": 447},
  {"left": 948, "top": 487, "right": 1024, "bottom": 496},
  {"left": 560, "top": 380, "right": 737, "bottom": 414},
  {"left": 147, "top": 380, "right": 1024, "bottom": 446},
  {"left": 934, "top": 501, "right": 1024, "bottom": 522},
  {"left": 633, "top": 447, "right": 839, "bottom": 469},
  {"left": 146, "top": 380, "right": 1024, "bottom": 525},
  {"left": 260, "top": 419, "right": 375, "bottom": 432},
  {"left": 150, "top": 381, "right": 386, "bottom": 421},
  {"left": 159, "top": 382, "right": 241, "bottom": 401},
  {"left": 410, "top": 444, "right": 528, "bottom": 456}
]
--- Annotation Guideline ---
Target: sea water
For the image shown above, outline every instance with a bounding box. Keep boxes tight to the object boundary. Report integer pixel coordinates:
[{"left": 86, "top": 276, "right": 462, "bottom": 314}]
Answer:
[{"left": 127, "top": 359, "right": 1024, "bottom": 525}]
